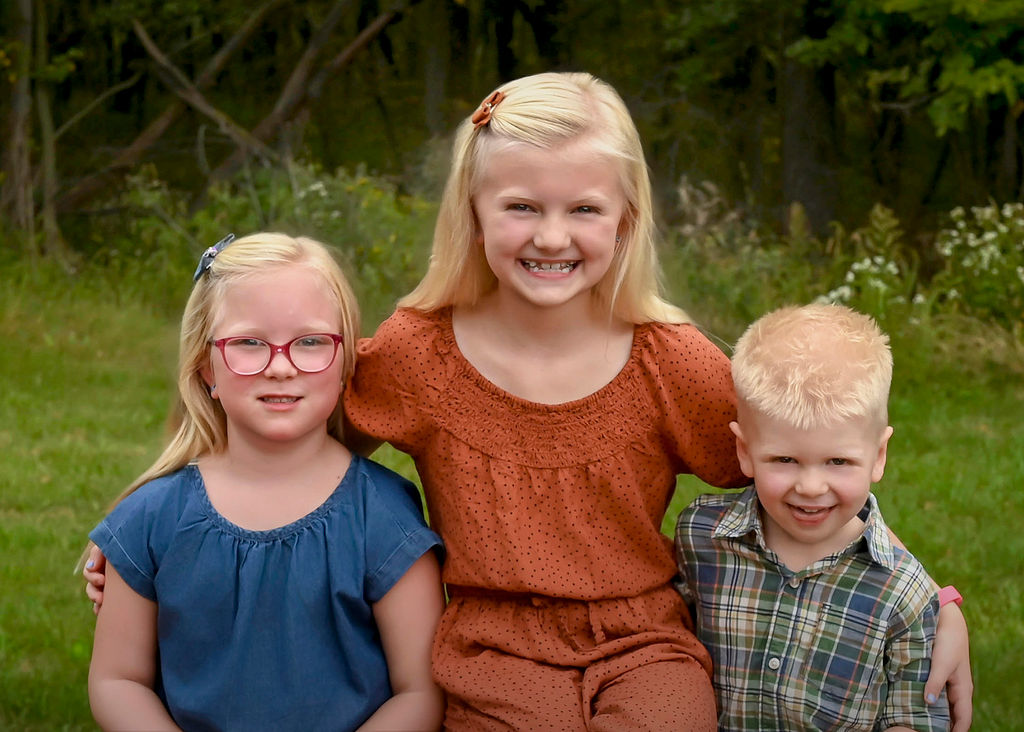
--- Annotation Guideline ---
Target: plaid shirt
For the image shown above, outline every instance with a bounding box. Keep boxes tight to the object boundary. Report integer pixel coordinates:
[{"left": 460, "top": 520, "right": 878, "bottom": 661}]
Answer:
[{"left": 675, "top": 488, "right": 949, "bottom": 732}]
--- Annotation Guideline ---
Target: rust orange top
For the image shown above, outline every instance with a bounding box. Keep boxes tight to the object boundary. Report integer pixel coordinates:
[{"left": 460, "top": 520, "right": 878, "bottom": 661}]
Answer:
[{"left": 345, "top": 307, "right": 747, "bottom": 601}]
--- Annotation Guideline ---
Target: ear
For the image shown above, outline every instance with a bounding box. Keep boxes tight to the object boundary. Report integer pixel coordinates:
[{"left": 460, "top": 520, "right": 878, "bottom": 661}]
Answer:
[
  {"left": 200, "top": 363, "right": 218, "bottom": 399},
  {"left": 871, "top": 425, "right": 894, "bottom": 483},
  {"left": 729, "top": 420, "right": 755, "bottom": 478},
  {"left": 471, "top": 206, "right": 484, "bottom": 246}
]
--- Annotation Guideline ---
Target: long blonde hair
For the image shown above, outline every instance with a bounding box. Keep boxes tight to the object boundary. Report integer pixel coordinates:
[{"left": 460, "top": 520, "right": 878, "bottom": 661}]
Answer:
[
  {"left": 107, "top": 232, "right": 360, "bottom": 509},
  {"left": 400, "top": 71, "right": 688, "bottom": 324}
]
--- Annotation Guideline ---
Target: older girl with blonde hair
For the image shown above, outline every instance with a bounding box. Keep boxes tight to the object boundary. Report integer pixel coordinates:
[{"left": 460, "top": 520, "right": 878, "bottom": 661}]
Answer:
[{"left": 346, "top": 71, "right": 736, "bottom": 729}]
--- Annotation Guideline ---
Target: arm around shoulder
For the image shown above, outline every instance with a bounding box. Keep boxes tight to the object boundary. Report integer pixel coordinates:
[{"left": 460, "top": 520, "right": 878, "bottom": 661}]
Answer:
[
  {"left": 928, "top": 600, "right": 972, "bottom": 732},
  {"left": 360, "top": 551, "right": 446, "bottom": 731},
  {"left": 88, "top": 563, "right": 180, "bottom": 731}
]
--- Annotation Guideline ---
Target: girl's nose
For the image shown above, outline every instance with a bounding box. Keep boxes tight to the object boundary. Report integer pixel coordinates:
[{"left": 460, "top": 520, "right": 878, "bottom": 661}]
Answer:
[
  {"left": 533, "top": 216, "right": 571, "bottom": 251},
  {"left": 263, "top": 349, "right": 297, "bottom": 377}
]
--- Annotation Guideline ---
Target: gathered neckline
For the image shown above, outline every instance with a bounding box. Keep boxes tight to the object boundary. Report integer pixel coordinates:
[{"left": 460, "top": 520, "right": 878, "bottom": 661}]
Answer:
[
  {"left": 437, "top": 307, "right": 653, "bottom": 412},
  {"left": 186, "top": 457, "right": 358, "bottom": 542}
]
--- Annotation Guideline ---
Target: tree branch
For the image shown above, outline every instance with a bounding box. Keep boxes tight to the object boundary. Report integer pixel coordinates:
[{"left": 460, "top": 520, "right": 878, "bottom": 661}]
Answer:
[
  {"left": 132, "top": 19, "right": 279, "bottom": 162},
  {"left": 57, "top": 0, "right": 286, "bottom": 212},
  {"left": 208, "top": 0, "right": 417, "bottom": 185},
  {"left": 55, "top": 71, "right": 143, "bottom": 141}
]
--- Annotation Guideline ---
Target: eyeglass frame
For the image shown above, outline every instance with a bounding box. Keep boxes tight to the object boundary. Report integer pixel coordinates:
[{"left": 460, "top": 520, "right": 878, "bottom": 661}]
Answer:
[{"left": 209, "top": 333, "right": 345, "bottom": 376}]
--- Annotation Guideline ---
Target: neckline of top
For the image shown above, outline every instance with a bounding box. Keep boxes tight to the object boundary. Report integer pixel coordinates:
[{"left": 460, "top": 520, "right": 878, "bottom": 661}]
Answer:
[
  {"left": 436, "top": 307, "right": 652, "bottom": 411},
  {"left": 186, "top": 456, "right": 359, "bottom": 541}
]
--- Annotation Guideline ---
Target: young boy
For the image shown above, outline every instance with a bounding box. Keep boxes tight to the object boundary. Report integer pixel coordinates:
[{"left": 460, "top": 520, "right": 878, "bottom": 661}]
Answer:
[{"left": 675, "top": 303, "right": 951, "bottom": 731}]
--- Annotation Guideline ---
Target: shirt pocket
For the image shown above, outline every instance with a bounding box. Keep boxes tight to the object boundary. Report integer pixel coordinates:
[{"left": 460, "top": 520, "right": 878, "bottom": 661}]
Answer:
[{"left": 798, "top": 601, "right": 887, "bottom": 730}]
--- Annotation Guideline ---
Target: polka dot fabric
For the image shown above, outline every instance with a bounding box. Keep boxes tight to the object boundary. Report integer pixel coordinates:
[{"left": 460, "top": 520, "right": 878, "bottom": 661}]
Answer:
[{"left": 345, "top": 307, "right": 748, "bottom": 728}]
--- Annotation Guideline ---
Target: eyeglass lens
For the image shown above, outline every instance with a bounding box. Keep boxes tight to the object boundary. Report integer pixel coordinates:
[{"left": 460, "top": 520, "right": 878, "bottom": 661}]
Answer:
[{"left": 221, "top": 335, "right": 339, "bottom": 374}]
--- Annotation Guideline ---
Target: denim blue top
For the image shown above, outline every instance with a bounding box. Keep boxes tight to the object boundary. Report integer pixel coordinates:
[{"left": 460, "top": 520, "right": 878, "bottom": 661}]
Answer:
[{"left": 91, "top": 455, "right": 442, "bottom": 732}]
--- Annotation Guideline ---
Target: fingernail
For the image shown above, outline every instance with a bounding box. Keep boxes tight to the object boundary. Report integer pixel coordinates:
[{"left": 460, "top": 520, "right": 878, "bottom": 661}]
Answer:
[
  {"left": 926, "top": 693, "right": 937, "bottom": 704},
  {"left": 85, "top": 560, "right": 95, "bottom": 570}
]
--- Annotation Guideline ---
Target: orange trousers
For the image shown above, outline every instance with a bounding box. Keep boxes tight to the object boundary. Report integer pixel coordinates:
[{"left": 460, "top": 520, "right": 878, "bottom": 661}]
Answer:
[{"left": 433, "top": 584, "right": 717, "bottom": 731}]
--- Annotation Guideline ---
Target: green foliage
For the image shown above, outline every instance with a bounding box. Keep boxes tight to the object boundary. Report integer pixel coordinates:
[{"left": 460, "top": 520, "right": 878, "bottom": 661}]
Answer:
[
  {"left": 816, "top": 204, "right": 924, "bottom": 323},
  {"left": 666, "top": 179, "right": 1022, "bottom": 346},
  {"left": 932, "top": 202, "right": 1024, "bottom": 329},
  {"left": 784, "top": 0, "right": 1024, "bottom": 136},
  {"left": 83, "top": 162, "right": 436, "bottom": 328},
  {"left": 2, "top": 185, "right": 1023, "bottom": 727}
]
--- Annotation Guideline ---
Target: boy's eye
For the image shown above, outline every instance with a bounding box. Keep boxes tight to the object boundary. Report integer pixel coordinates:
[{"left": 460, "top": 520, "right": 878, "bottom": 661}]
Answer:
[
  {"left": 773, "top": 456, "right": 795, "bottom": 464},
  {"left": 828, "top": 458, "right": 849, "bottom": 466}
]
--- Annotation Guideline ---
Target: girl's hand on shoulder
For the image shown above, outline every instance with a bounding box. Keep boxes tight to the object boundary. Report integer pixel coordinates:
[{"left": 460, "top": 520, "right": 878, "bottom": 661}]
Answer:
[
  {"left": 925, "top": 601, "right": 972, "bottom": 732},
  {"left": 360, "top": 551, "right": 445, "bottom": 731},
  {"left": 83, "top": 544, "right": 107, "bottom": 613}
]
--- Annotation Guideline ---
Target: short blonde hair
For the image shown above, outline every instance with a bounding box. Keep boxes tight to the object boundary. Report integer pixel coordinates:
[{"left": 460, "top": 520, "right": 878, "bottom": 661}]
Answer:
[
  {"left": 115, "top": 232, "right": 359, "bottom": 505},
  {"left": 731, "top": 303, "right": 892, "bottom": 430},
  {"left": 399, "top": 71, "right": 687, "bottom": 324}
]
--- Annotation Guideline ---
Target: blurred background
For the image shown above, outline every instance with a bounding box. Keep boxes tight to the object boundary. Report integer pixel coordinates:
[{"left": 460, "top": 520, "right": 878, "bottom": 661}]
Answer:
[{"left": 1, "top": 1, "right": 1021, "bottom": 728}]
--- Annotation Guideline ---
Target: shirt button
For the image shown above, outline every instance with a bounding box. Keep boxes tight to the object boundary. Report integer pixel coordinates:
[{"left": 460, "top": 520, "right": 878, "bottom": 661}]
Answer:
[
  {"left": 768, "top": 657, "right": 781, "bottom": 670},
  {"left": 788, "top": 577, "right": 800, "bottom": 588}
]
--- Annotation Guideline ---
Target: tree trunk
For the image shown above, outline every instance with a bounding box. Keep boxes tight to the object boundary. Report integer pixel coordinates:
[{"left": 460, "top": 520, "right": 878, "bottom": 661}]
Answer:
[
  {"left": 997, "top": 103, "right": 1021, "bottom": 201},
  {"left": 1, "top": 0, "right": 35, "bottom": 249},
  {"left": 780, "top": 1, "right": 838, "bottom": 234},
  {"left": 34, "top": 0, "right": 66, "bottom": 258},
  {"left": 421, "top": 0, "right": 449, "bottom": 136}
]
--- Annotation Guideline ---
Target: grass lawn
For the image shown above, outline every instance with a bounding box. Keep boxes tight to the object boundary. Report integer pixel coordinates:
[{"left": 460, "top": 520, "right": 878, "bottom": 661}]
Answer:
[{"left": 1, "top": 263, "right": 1020, "bottom": 729}]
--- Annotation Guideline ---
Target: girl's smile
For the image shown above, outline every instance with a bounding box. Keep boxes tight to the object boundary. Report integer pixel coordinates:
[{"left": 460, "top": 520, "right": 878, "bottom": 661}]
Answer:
[
  {"left": 472, "top": 138, "right": 626, "bottom": 314},
  {"left": 203, "top": 265, "right": 343, "bottom": 450}
]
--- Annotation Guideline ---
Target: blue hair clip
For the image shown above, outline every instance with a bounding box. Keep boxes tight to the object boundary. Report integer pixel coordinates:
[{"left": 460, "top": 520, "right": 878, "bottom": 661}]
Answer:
[{"left": 192, "top": 233, "right": 235, "bottom": 282}]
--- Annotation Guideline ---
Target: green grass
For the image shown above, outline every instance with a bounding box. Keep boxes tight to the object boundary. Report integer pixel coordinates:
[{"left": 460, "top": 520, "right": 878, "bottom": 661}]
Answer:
[{"left": 2, "top": 260, "right": 1021, "bottom": 729}]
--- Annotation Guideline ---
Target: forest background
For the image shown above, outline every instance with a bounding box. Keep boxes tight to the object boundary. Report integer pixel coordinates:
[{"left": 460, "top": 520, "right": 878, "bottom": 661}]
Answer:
[{"left": 1, "top": 0, "right": 1022, "bottom": 729}]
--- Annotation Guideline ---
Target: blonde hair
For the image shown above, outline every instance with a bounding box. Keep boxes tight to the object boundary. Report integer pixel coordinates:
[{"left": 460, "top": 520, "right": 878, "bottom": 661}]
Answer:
[
  {"left": 399, "top": 71, "right": 688, "bottom": 324},
  {"left": 108, "top": 232, "right": 359, "bottom": 508},
  {"left": 731, "top": 303, "right": 892, "bottom": 430}
]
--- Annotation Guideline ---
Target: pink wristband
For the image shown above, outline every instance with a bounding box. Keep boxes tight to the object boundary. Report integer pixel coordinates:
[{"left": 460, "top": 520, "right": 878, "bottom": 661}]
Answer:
[{"left": 938, "top": 585, "right": 963, "bottom": 607}]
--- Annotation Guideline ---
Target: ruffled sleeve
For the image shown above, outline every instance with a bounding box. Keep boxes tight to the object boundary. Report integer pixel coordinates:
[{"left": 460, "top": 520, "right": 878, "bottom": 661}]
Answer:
[
  {"left": 344, "top": 308, "right": 449, "bottom": 455},
  {"left": 641, "top": 323, "right": 749, "bottom": 489}
]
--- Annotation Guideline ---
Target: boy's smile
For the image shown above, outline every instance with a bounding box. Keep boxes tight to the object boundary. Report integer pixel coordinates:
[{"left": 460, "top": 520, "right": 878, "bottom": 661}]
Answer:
[{"left": 731, "top": 408, "right": 893, "bottom": 570}]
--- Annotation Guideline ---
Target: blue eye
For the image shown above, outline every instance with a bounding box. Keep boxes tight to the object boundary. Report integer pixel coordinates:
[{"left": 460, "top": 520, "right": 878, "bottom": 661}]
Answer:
[{"left": 228, "top": 338, "right": 265, "bottom": 349}]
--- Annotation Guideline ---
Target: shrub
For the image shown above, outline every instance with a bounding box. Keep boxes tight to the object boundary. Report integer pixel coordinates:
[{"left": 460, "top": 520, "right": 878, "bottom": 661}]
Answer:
[
  {"left": 932, "top": 202, "right": 1024, "bottom": 331},
  {"left": 81, "top": 162, "right": 436, "bottom": 328}
]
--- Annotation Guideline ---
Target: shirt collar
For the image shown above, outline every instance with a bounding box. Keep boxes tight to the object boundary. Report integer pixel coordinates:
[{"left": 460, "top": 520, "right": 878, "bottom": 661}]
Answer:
[{"left": 712, "top": 487, "right": 900, "bottom": 571}]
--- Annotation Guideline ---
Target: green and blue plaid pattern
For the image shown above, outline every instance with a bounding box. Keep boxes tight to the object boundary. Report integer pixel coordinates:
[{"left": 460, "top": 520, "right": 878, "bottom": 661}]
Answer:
[{"left": 675, "top": 488, "right": 949, "bottom": 731}]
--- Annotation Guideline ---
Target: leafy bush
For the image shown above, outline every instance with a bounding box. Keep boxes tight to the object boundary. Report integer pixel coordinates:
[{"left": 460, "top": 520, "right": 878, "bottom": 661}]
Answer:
[
  {"left": 83, "top": 162, "right": 436, "bottom": 328},
  {"left": 814, "top": 204, "right": 925, "bottom": 325},
  {"left": 932, "top": 203, "right": 1024, "bottom": 331},
  {"left": 665, "top": 180, "right": 1022, "bottom": 355}
]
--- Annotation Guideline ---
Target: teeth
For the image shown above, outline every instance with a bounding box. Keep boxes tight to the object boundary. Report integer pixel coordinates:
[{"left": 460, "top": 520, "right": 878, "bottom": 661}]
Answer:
[
  {"left": 522, "top": 260, "right": 577, "bottom": 272},
  {"left": 262, "top": 397, "right": 298, "bottom": 403}
]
